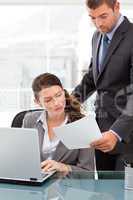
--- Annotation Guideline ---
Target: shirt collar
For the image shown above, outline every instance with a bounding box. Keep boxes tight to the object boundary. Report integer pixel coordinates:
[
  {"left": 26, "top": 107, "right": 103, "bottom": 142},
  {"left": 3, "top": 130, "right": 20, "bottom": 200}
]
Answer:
[
  {"left": 36, "top": 110, "right": 47, "bottom": 128},
  {"left": 106, "top": 14, "right": 124, "bottom": 42},
  {"left": 36, "top": 110, "right": 68, "bottom": 128}
]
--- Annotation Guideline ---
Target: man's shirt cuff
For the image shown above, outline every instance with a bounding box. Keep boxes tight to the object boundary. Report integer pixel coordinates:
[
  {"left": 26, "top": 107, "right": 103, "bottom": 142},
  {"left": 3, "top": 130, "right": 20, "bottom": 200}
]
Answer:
[{"left": 110, "top": 130, "right": 122, "bottom": 142}]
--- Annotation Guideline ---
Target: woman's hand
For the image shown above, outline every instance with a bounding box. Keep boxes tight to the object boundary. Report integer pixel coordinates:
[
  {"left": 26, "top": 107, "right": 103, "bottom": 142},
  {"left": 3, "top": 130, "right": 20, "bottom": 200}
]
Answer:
[{"left": 41, "top": 160, "right": 71, "bottom": 173}]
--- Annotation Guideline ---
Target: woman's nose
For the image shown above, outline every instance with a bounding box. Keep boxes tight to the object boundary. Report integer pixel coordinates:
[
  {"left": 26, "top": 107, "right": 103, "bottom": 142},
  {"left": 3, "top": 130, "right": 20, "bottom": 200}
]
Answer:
[{"left": 53, "top": 97, "right": 59, "bottom": 105}]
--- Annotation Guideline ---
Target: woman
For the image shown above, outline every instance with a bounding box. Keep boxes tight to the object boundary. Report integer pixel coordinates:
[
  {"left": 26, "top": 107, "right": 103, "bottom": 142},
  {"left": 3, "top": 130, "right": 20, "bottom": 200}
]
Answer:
[{"left": 23, "top": 73, "right": 94, "bottom": 173}]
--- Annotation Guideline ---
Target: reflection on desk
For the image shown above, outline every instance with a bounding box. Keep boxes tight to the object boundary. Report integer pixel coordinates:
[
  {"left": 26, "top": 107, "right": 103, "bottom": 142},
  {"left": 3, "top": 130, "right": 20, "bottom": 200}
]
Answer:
[{"left": 0, "top": 171, "right": 129, "bottom": 200}]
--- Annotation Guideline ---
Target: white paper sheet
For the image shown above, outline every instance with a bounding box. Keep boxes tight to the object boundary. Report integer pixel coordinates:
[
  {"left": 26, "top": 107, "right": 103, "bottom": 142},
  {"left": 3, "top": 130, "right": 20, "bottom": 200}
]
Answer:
[{"left": 53, "top": 115, "right": 102, "bottom": 149}]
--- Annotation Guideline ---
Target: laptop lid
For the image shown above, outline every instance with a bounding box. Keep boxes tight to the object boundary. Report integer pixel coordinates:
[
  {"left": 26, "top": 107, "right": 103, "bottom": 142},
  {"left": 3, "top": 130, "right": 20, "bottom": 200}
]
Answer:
[{"left": 0, "top": 127, "right": 54, "bottom": 184}]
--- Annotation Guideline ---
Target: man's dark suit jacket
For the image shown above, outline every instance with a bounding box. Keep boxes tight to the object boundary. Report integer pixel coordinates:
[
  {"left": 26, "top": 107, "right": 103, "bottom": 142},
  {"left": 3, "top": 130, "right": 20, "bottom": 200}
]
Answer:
[{"left": 73, "top": 16, "right": 133, "bottom": 168}]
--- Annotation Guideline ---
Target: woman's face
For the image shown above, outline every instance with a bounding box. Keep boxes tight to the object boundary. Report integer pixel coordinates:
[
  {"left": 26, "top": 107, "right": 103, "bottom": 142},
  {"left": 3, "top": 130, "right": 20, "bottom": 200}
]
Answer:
[{"left": 35, "top": 85, "right": 66, "bottom": 117}]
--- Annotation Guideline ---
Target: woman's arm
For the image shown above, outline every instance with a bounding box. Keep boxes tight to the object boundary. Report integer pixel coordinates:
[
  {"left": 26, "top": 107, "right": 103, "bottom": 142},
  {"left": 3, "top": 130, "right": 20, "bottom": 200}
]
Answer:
[{"left": 41, "top": 148, "right": 95, "bottom": 173}]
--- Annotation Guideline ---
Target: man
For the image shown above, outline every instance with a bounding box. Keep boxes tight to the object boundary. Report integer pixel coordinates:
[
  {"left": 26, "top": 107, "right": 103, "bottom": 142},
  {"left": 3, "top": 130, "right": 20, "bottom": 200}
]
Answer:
[{"left": 73, "top": 0, "right": 133, "bottom": 170}]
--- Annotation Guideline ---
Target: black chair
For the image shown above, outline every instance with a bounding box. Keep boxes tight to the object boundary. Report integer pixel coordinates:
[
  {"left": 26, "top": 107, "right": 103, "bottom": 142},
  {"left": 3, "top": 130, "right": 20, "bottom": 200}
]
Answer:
[{"left": 11, "top": 109, "right": 43, "bottom": 128}]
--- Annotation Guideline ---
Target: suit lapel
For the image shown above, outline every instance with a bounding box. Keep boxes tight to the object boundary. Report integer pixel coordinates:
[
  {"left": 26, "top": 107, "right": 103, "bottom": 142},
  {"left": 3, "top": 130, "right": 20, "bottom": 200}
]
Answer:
[
  {"left": 93, "top": 34, "right": 102, "bottom": 84},
  {"left": 97, "top": 32, "right": 124, "bottom": 79},
  {"left": 35, "top": 122, "right": 44, "bottom": 158},
  {"left": 96, "top": 17, "right": 130, "bottom": 82},
  {"left": 36, "top": 123, "right": 68, "bottom": 162},
  {"left": 52, "top": 141, "right": 68, "bottom": 161}
]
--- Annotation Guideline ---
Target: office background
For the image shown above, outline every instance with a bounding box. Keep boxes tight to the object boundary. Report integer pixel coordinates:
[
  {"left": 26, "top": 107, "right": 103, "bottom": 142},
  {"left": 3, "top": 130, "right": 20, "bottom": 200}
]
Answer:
[{"left": 0, "top": 0, "right": 132, "bottom": 126}]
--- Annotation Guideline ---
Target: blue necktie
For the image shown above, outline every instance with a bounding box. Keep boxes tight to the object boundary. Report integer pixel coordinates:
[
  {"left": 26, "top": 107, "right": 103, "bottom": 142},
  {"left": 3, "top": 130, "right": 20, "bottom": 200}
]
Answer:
[{"left": 98, "top": 34, "right": 110, "bottom": 73}]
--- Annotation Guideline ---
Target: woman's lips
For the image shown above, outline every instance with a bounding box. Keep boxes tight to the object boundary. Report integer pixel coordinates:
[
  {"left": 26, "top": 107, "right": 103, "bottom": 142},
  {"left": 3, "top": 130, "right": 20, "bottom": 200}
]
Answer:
[{"left": 54, "top": 107, "right": 62, "bottom": 111}]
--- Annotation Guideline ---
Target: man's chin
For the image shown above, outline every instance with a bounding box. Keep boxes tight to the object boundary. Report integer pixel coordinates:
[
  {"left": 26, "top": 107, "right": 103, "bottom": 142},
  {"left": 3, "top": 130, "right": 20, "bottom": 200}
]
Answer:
[
  {"left": 98, "top": 27, "right": 108, "bottom": 34},
  {"left": 99, "top": 29, "right": 107, "bottom": 34},
  {"left": 99, "top": 27, "right": 113, "bottom": 34}
]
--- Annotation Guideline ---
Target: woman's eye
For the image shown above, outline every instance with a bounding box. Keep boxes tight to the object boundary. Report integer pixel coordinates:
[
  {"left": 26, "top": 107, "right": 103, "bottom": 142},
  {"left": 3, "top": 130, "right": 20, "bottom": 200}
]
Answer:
[
  {"left": 57, "top": 93, "right": 61, "bottom": 97},
  {"left": 56, "top": 93, "right": 62, "bottom": 98},
  {"left": 44, "top": 99, "right": 51, "bottom": 103}
]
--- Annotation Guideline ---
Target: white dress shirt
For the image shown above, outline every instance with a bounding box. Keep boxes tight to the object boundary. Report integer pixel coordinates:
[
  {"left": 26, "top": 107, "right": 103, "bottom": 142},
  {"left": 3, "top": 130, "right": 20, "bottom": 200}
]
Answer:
[{"left": 37, "top": 111, "right": 68, "bottom": 160}]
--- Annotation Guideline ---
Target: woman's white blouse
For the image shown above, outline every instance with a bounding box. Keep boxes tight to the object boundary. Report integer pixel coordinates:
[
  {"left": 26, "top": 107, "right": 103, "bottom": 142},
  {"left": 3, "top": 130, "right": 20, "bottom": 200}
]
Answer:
[{"left": 37, "top": 111, "right": 68, "bottom": 160}]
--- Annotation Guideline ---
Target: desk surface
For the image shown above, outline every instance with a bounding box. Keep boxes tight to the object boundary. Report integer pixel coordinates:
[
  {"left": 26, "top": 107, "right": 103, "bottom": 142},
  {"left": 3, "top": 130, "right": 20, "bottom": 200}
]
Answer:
[{"left": 0, "top": 172, "right": 131, "bottom": 200}]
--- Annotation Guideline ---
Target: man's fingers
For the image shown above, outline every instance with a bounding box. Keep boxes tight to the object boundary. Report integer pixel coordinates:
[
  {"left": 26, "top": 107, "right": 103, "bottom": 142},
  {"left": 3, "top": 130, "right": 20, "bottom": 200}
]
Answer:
[
  {"left": 91, "top": 139, "right": 106, "bottom": 147},
  {"left": 93, "top": 143, "right": 108, "bottom": 149}
]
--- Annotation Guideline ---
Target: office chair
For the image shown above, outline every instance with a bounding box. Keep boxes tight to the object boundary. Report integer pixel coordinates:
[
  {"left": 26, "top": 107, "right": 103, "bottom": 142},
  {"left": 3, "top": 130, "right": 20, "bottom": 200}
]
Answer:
[{"left": 11, "top": 109, "right": 43, "bottom": 128}]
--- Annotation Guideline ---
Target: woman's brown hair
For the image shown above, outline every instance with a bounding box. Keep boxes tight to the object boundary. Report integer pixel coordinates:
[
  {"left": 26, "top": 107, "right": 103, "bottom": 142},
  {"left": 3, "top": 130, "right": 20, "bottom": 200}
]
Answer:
[{"left": 32, "top": 73, "right": 84, "bottom": 122}]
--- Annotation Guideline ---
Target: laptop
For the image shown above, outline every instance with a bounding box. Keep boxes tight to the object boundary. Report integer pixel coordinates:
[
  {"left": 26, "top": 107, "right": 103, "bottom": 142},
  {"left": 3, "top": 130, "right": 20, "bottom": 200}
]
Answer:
[{"left": 0, "top": 127, "right": 56, "bottom": 185}]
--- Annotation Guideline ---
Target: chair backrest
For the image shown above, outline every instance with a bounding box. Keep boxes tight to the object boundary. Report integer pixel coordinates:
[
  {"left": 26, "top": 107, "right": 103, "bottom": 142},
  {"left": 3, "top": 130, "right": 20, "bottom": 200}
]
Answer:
[{"left": 11, "top": 109, "right": 43, "bottom": 128}]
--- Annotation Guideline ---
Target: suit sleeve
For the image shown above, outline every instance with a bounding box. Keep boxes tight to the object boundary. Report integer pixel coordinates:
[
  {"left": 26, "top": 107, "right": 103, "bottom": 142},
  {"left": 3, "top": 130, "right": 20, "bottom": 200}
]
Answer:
[
  {"left": 111, "top": 48, "right": 133, "bottom": 142},
  {"left": 72, "top": 59, "right": 96, "bottom": 103},
  {"left": 69, "top": 148, "right": 95, "bottom": 172}
]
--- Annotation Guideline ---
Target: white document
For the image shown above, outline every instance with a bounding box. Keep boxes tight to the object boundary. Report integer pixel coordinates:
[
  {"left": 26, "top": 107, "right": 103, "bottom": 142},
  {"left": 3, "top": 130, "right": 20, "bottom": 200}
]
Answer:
[{"left": 53, "top": 115, "right": 102, "bottom": 149}]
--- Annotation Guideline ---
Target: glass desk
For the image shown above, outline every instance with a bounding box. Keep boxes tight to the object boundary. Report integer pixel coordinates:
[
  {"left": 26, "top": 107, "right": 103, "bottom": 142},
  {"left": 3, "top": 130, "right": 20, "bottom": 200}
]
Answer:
[{"left": 0, "top": 171, "right": 132, "bottom": 200}]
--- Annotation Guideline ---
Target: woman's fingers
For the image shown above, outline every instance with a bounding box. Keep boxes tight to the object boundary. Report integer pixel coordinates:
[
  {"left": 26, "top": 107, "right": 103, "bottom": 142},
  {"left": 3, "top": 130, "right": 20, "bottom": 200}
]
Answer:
[
  {"left": 41, "top": 160, "right": 71, "bottom": 173},
  {"left": 41, "top": 160, "right": 57, "bottom": 172},
  {"left": 41, "top": 160, "right": 52, "bottom": 171}
]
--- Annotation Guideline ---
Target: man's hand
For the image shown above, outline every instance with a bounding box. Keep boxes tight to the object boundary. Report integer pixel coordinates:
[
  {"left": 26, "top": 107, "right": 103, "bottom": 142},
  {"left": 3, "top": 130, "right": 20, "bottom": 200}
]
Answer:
[
  {"left": 41, "top": 160, "right": 71, "bottom": 173},
  {"left": 90, "top": 130, "right": 118, "bottom": 152}
]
